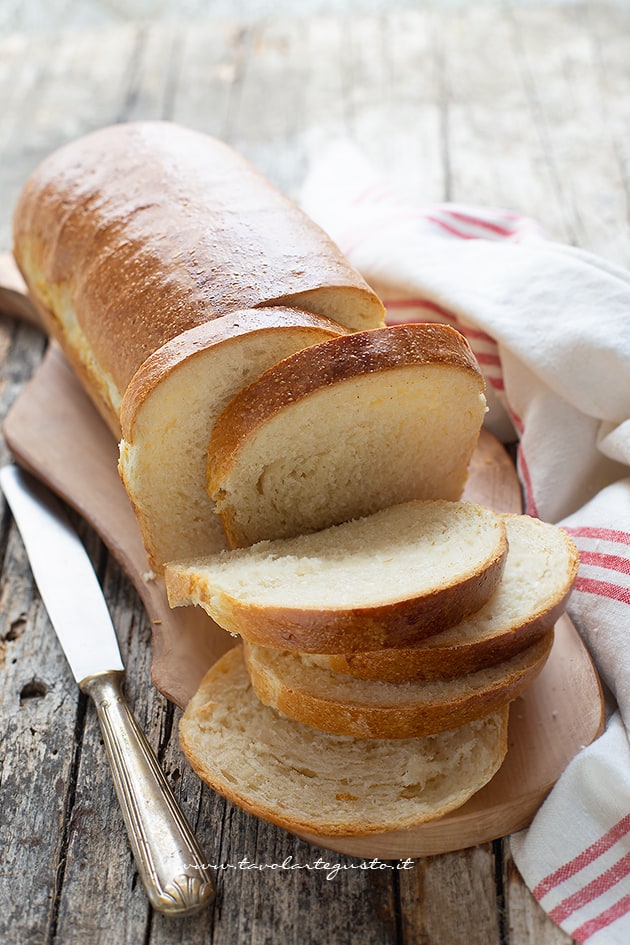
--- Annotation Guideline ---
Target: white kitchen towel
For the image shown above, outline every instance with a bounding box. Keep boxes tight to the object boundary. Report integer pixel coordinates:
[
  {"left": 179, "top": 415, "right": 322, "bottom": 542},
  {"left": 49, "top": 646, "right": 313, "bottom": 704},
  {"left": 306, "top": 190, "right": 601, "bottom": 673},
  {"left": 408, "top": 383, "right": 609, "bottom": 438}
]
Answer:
[{"left": 301, "top": 142, "right": 630, "bottom": 944}]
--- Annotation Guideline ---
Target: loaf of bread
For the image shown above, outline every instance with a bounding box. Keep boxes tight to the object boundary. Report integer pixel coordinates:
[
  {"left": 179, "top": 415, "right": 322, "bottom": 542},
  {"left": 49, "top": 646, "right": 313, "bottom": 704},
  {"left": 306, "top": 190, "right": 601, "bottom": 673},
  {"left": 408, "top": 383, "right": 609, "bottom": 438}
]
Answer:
[
  {"left": 207, "top": 323, "right": 487, "bottom": 547},
  {"left": 118, "top": 308, "right": 346, "bottom": 569},
  {"left": 12, "top": 121, "right": 385, "bottom": 436},
  {"left": 243, "top": 631, "right": 553, "bottom": 739},
  {"left": 321, "top": 514, "right": 579, "bottom": 681},
  {"left": 11, "top": 124, "right": 571, "bottom": 839},
  {"left": 165, "top": 499, "right": 508, "bottom": 652},
  {"left": 180, "top": 645, "right": 510, "bottom": 836}
]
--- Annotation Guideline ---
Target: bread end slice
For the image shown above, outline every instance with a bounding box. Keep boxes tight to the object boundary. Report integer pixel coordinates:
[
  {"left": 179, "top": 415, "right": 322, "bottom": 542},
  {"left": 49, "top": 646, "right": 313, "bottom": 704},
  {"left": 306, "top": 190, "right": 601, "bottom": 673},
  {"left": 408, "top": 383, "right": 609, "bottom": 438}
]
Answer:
[{"left": 179, "top": 645, "right": 510, "bottom": 836}]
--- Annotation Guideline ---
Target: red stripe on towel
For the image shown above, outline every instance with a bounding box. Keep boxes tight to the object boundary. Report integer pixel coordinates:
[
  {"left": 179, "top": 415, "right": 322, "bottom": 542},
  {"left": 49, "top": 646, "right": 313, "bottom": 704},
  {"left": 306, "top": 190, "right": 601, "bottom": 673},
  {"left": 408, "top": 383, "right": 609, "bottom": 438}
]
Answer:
[
  {"left": 573, "top": 576, "right": 630, "bottom": 605},
  {"left": 383, "top": 298, "right": 497, "bottom": 346},
  {"left": 517, "top": 448, "right": 538, "bottom": 518},
  {"left": 384, "top": 297, "right": 458, "bottom": 321},
  {"left": 425, "top": 214, "right": 478, "bottom": 240},
  {"left": 565, "top": 526, "right": 630, "bottom": 546},
  {"left": 533, "top": 814, "right": 630, "bottom": 899},
  {"left": 579, "top": 551, "right": 630, "bottom": 576},
  {"left": 437, "top": 207, "right": 516, "bottom": 238},
  {"left": 548, "top": 851, "right": 630, "bottom": 923},
  {"left": 474, "top": 352, "right": 502, "bottom": 368},
  {"left": 573, "top": 891, "right": 630, "bottom": 942}
]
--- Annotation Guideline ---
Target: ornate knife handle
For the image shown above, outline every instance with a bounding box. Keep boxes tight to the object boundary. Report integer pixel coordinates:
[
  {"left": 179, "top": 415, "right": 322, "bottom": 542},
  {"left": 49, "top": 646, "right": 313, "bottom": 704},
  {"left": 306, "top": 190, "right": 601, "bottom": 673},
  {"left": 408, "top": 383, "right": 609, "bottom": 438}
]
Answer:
[{"left": 80, "top": 670, "right": 215, "bottom": 915}]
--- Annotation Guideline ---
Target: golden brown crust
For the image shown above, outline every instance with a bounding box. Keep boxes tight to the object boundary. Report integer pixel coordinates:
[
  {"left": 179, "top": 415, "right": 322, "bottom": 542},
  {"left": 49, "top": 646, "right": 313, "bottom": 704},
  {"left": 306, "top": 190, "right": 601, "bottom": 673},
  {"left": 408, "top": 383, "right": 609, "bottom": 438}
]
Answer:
[
  {"left": 207, "top": 323, "right": 484, "bottom": 495},
  {"left": 13, "top": 121, "right": 384, "bottom": 420},
  {"left": 119, "top": 307, "right": 348, "bottom": 439},
  {"left": 324, "top": 615, "right": 556, "bottom": 681},
  {"left": 322, "top": 518, "right": 579, "bottom": 681},
  {"left": 243, "top": 631, "right": 553, "bottom": 739},
  {"left": 325, "top": 592, "right": 573, "bottom": 681},
  {"left": 166, "top": 534, "right": 508, "bottom": 653},
  {"left": 23, "top": 290, "right": 124, "bottom": 438}
]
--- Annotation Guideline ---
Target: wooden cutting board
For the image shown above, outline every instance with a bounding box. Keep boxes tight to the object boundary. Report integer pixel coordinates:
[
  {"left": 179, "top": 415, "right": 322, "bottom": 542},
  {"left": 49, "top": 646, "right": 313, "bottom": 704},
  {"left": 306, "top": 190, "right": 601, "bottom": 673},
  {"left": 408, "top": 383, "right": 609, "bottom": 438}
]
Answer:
[{"left": 0, "top": 254, "right": 605, "bottom": 858}]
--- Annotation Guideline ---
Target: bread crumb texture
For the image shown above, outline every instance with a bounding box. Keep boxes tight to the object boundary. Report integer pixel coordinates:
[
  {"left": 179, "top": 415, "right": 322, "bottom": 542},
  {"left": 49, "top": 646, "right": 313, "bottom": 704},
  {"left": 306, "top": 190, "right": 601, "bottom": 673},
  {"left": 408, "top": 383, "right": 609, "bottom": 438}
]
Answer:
[
  {"left": 174, "top": 500, "right": 504, "bottom": 607},
  {"left": 165, "top": 499, "right": 508, "bottom": 651},
  {"left": 180, "top": 646, "right": 509, "bottom": 836},
  {"left": 208, "top": 325, "right": 486, "bottom": 547}
]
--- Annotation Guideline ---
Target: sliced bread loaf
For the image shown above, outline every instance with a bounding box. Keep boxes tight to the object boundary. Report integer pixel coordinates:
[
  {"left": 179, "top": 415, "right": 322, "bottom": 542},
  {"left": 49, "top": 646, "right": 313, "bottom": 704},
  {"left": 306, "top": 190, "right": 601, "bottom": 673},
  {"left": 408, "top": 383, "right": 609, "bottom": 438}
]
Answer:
[
  {"left": 321, "top": 514, "right": 578, "bottom": 681},
  {"left": 179, "top": 645, "right": 510, "bottom": 836},
  {"left": 243, "top": 631, "right": 553, "bottom": 739},
  {"left": 206, "top": 323, "right": 486, "bottom": 547},
  {"left": 165, "top": 499, "right": 508, "bottom": 653},
  {"left": 118, "top": 307, "right": 346, "bottom": 570}
]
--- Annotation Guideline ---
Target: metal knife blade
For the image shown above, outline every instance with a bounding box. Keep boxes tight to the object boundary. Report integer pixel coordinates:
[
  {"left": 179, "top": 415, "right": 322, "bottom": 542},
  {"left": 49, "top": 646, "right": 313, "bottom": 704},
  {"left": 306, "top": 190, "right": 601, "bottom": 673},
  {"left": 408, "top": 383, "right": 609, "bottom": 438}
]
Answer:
[
  {"left": 0, "top": 464, "right": 215, "bottom": 915},
  {"left": 0, "top": 464, "right": 123, "bottom": 682}
]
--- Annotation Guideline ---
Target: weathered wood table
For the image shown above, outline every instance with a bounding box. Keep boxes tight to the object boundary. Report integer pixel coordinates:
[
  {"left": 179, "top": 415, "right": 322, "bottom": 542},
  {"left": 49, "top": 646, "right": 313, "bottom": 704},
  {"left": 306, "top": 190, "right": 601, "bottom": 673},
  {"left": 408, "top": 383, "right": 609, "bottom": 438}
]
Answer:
[{"left": 1, "top": 4, "right": 628, "bottom": 942}]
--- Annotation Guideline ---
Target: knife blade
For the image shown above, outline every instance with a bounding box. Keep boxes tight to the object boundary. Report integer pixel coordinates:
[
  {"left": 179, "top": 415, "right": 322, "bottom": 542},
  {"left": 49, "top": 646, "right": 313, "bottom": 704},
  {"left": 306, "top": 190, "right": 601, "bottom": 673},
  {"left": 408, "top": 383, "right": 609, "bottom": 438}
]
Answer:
[
  {"left": 0, "top": 464, "right": 215, "bottom": 916},
  {"left": 1, "top": 464, "right": 124, "bottom": 681}
]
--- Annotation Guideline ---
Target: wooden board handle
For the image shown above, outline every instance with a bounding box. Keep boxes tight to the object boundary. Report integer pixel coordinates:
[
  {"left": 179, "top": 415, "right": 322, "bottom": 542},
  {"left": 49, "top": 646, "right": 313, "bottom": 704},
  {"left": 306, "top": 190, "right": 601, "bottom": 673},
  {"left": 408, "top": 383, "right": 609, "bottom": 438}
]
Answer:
[{"left": 0, "top": 253, "right": 42, "bottom": 329}]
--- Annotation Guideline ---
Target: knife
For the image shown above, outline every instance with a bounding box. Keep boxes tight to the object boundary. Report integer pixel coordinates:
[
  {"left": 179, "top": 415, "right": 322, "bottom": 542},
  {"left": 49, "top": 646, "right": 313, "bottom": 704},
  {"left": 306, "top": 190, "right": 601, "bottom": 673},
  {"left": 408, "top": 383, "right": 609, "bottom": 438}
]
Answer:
[{"left": 0, "top": 464, "right": 215, "bottom": 916}]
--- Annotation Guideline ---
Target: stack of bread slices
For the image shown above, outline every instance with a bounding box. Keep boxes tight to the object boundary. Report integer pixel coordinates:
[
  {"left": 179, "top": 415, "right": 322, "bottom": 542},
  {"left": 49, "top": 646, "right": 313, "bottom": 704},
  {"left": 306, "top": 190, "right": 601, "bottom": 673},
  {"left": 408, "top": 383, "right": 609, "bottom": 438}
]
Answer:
[
  {"left": 163, "top": 326, "right": 579, "bottom": 838},
  {"left": 12, "top": 121, "right": 579, "bottom": 840}
]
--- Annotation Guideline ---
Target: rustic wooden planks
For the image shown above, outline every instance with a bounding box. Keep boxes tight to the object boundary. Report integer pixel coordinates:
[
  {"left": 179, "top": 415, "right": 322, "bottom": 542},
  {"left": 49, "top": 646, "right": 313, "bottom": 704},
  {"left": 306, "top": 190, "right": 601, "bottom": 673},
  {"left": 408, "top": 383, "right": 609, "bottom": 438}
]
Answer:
[{"left": 3, "top": 4, "right": 630, "bottom": 943}]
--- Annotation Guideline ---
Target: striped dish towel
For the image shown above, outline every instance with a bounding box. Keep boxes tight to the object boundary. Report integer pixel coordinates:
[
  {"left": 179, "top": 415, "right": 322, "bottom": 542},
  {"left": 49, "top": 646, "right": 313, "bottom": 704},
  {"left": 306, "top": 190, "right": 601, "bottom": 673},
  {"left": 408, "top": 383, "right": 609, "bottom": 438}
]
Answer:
[{"left": 301, "top": 142, "right": 630, "bottom": 944}]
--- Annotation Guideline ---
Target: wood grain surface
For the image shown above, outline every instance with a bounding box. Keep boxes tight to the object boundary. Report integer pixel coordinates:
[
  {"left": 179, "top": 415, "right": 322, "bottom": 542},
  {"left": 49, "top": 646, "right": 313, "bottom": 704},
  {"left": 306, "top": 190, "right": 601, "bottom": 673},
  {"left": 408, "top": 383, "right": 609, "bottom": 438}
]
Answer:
[{"left": 2, "top": 4, "right": 628, "bottom": 943}]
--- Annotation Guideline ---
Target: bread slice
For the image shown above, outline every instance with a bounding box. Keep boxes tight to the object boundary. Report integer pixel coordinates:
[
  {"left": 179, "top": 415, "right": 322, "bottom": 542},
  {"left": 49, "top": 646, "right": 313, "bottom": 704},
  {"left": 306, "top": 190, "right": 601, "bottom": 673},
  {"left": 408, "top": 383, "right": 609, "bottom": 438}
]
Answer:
[
  {"left": 179, "top": 645, "right": 510, "bottom": 836},
  {"left": 118, "top": 308, "right": 346, "bottom": 570},
  {"left": 165, "top": 500, "right": 508, "bottom": 653},
  {"left": 322, "top": 515, "right": 578, "bottom": 681},
  {"left": 243, "top": 630, "right": 553, "bottom": 739},
  {"left": 206, "top": 323, "right": 486, "bottom": 547}
]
